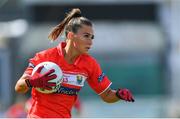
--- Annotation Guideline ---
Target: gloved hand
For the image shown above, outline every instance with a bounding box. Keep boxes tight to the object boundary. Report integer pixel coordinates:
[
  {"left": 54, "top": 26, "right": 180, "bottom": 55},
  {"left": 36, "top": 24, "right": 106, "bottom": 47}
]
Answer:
[
  {"left": 25, "top": 66, "right": 57, "bottom": 90},
  {"left": 116, "top": 88, "right": 135, "bottom": 102}
]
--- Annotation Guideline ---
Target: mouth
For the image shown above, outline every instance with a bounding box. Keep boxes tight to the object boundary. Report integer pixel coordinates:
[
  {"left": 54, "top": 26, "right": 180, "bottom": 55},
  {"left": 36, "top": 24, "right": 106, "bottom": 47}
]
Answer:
[{"left": 85, "top": 47, "right": 91, "bottom": 50}]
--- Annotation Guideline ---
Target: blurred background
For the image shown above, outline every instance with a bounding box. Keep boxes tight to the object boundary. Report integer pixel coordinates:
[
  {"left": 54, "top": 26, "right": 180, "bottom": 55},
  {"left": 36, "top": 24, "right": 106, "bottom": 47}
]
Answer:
[{"left": 0, "top": 0, "right": 180, "bottom": 118}]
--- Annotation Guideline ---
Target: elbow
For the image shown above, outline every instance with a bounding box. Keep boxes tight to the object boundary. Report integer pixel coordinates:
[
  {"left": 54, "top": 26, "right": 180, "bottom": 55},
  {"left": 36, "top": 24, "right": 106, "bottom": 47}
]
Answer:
[
  {"left": 15, "top": 86, "right": 28, "bottom": 94},
  {"left": 14, "top": 85, "right": 21, "bottom": 93},
  {"left": 15, "top": 83, "right": 29, "bottom": 94},
  {"left": 15, "top": 75, "right": 30, "bottom": 94},
  {"left": 15, "top": 85, "right": 23, "bottom": 94}
]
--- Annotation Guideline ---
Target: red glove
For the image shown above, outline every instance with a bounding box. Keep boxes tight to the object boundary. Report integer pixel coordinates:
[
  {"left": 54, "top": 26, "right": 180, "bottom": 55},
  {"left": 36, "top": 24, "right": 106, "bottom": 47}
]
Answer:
[
  {"left": 25, "top": 66, "right": 57, "bottom": 90},
  {"left": 116, "top": 88, "right": 135, "bottom": 102}
]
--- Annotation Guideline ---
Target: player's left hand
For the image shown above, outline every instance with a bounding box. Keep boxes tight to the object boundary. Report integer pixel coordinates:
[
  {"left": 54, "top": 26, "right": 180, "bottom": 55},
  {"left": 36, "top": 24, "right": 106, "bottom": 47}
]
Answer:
[{"left": 116, "top": 88, "right": 135, "bottom": 102}]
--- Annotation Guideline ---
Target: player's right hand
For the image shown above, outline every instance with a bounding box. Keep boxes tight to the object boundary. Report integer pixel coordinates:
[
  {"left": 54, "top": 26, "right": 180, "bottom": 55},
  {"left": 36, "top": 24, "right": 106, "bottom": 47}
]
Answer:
[{"left": 25, "top": 66, "right": 57, "bottom": 90}]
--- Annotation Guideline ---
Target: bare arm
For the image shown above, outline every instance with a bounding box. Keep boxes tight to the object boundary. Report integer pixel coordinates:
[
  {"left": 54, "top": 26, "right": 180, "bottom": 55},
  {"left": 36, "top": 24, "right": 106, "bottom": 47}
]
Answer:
[
  {"left": 15, "top": 74, "right": 31, "bottom": 94},
  {"left": 100, "top": 88, "right": 120, "bottom": 103},
  {"left": 100, "top": 88, "right": 135, "bottom": 103}
]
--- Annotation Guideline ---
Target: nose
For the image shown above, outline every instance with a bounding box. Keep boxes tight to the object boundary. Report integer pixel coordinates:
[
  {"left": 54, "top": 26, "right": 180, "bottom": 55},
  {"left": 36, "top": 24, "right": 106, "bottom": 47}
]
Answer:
[{"left": 87, "top": 39, "right": 93, "bottom": 46}]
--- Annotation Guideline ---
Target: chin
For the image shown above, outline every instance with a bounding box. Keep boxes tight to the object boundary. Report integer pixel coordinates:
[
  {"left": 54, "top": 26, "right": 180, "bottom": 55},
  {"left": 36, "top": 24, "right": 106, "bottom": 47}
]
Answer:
[
  {"left": 80, "top": 49, "right": 89, "bottom": 54},
  {"left": 83, "top": 51, "right": 89, "bottom": 54}
]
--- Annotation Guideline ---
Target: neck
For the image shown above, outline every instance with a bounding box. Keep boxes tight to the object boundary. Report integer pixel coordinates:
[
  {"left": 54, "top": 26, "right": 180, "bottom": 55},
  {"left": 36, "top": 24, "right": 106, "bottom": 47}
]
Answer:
[{"left": 64, "top": 41, "right": 80, "bottom": 64}]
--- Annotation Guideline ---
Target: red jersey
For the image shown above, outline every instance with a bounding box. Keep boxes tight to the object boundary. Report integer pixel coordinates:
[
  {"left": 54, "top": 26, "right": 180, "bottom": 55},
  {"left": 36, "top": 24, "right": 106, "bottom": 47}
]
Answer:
[{"left": 24, "top": 42, "right": 112, "bottom": 118}]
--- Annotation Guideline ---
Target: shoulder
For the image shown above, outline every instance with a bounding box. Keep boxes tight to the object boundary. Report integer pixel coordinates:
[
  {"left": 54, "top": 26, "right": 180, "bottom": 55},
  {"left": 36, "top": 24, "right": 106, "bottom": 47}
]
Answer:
[
  {"left": 35, "top": 47, "right": 58, "bottom": 58},
  {"left": 81, "top": 54, "right": 96, "bottom": 62},
  {"left": 81, "top": 54, "right": 99, "bottom": 66},
  {"left": 30, "top": 47, "right": 59, "bottom": 64}
]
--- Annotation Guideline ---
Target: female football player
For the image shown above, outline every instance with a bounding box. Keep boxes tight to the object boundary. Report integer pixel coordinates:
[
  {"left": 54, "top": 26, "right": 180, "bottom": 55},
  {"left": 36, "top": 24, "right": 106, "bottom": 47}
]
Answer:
[{"left": 15, "top": 8, "right": 135, "bottom": 118}]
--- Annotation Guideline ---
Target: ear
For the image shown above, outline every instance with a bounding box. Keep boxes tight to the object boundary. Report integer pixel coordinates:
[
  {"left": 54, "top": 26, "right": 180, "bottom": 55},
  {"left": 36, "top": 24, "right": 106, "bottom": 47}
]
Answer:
[{"left": 67, "top": 32, "right": 74, "bottom": 39}]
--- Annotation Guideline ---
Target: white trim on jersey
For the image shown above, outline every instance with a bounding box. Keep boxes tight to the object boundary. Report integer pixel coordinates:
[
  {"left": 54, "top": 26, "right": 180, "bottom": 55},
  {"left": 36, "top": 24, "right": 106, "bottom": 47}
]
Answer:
[
  {"left": 63, "top": 71, "right": 88, "bottom": 77},
  {"left": 98, "top": 82, "right": 112, "bottom": 95}
]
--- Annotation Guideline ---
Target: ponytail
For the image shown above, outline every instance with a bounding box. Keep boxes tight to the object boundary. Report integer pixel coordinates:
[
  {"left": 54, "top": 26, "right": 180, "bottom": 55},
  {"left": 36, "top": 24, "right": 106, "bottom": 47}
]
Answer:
[{"left": 48, "top": 8, "right": 81, "bottom": 41}]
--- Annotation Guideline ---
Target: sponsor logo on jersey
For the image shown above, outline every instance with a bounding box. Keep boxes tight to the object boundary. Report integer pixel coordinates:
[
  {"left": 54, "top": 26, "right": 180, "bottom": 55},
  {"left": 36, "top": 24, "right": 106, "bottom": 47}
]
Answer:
[
  {"left": 55, "top": 86, "right": 80, "bottom": 95},
  {"left": 98, "top": 72, "right": 105, "bottom": 82},
  {"left": 55, "top": 72, "right": 87, "bottom": 95},
  {"left": 62, "top": 73, "right": 86, "bottom": 87}
]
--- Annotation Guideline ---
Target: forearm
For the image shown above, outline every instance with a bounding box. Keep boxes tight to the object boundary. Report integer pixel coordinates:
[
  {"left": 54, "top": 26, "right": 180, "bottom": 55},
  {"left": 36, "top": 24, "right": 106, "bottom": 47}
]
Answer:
[
  {"left": 100, "top": 89, "right": 120, "bottom": 103},
  {"left": 100, "top": 88, "right": 135, "bottom": 103},
  {"left": 15, "top": 74, "right": 30, "bottom": 94}
]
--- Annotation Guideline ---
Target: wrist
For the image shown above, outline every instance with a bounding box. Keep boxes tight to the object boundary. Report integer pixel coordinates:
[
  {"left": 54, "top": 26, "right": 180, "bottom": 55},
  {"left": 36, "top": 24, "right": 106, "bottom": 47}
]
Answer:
[
  {"left": 115, "top": 89, "right": 121, "bottom": 99},
  {"left": 25, "top": 79, "right": 32, "bottom": 88}
]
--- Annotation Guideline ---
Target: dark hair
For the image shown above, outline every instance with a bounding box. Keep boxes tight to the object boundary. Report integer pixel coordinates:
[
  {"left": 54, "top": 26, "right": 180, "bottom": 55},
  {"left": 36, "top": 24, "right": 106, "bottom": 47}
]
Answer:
[{"left": 48, "top": 8, "right": 93, "bottom": 41}]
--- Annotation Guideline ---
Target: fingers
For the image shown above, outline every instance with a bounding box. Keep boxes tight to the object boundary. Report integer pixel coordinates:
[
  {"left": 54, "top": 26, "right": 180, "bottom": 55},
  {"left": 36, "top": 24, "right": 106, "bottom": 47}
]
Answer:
[
  {"left": 36, "top": 66, "right": 44, "bottom": 73},
  {"left": 44, "top": 83, "right": 56, "bottom": 90},
  {"left": 126, "top": 91, "right": 135, "bottom": 102},
  {"left": 126, "top": 93, "right": 135, "bottom": 102},
  {"left": 44, "top": 69, "right": 55, "bottom": 76},
  {"left": 43, "top": 74, "right": 57, "bottom": 90},
  {"left": 119, "top": 88, "right": 135, "bottom": 102},
  {"left": 47, "top": 82, "right": 56, "bottom": 87},
  {"left": 46, "top": 74, "right": 57, "bottom": 81},
  {"left": 131, "top": 98, "right": 135, "bottom": 102}
]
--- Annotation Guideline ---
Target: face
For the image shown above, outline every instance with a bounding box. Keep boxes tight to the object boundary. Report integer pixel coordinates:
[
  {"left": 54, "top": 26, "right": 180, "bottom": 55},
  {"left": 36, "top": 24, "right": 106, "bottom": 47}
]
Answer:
[{"left": 72, "top": 24, "right": 94, "bottom": 54}]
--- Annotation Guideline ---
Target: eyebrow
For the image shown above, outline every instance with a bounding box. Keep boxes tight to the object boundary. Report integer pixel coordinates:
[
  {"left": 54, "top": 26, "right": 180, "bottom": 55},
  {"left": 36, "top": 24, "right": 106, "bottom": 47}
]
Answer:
[
  {"left": 83, "top": 32, "right": 93, "bottom": 36},
  {"left": 83, "top": 32, "right": 94, "bottom": 39}
]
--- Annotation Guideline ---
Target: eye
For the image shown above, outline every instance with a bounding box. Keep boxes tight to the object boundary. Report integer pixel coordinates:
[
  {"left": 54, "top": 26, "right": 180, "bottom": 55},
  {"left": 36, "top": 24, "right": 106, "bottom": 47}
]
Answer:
[
  {"left": 84, "top": 34, "right": 89, "bottom": 38},
  {"left": 83, "top": 34, "right": 94, "bottom": 40}
]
